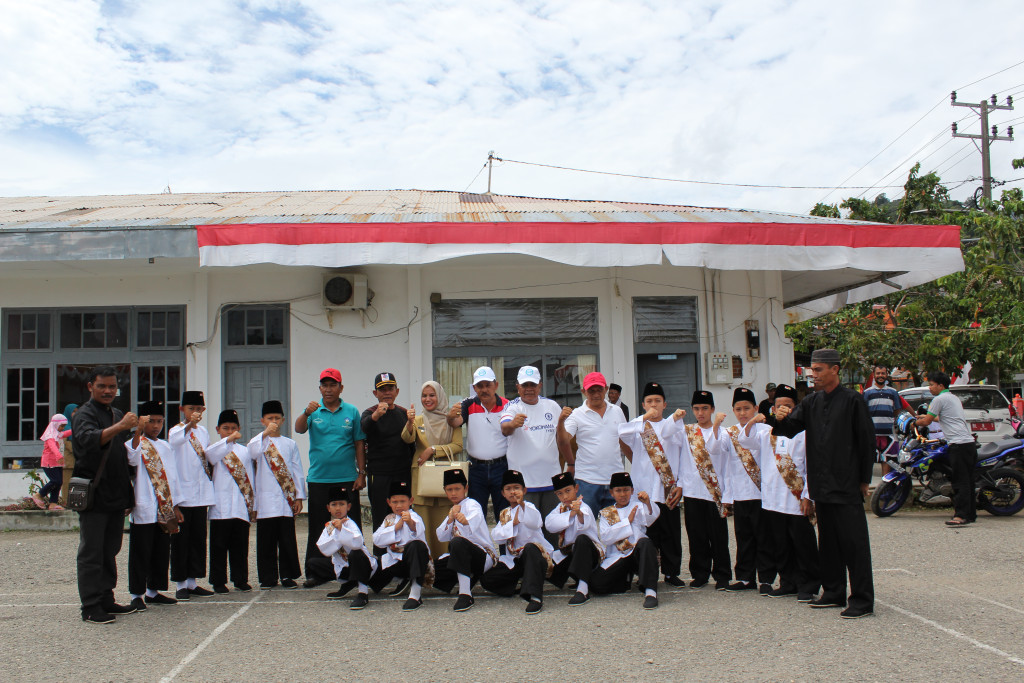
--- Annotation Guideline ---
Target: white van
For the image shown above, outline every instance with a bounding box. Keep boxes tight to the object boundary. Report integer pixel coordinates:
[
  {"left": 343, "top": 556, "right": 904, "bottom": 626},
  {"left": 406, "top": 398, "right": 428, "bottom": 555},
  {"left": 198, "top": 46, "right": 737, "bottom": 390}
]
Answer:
[{"left": 899, "top": 385, "right": 1013, "bottom": 444}]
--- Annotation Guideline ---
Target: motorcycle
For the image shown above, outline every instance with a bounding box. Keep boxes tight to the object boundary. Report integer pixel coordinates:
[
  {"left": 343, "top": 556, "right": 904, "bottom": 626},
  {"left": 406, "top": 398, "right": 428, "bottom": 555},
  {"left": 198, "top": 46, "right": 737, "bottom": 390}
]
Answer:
[{"left": 871, "top": 412, "right": 1024, "bottom": 517}]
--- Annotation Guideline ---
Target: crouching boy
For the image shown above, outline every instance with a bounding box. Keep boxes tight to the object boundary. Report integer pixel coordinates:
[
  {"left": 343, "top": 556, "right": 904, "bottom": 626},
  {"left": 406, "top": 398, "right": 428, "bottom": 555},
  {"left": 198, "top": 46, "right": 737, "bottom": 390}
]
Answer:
[
  {"left": 316, "top": 485, "right": 379, "bottom": 609},
  {"left": 544, "top": 471, "right": 604, "bottom": 606},
  {"left": 592, "top": 472, "right": 660, "bottom": 609},
  {"left": 433, "top": 469, "right": 498, "bottom": 612},
  {"left": 371, "top": 480, "right": 432, "bottom": 611}
]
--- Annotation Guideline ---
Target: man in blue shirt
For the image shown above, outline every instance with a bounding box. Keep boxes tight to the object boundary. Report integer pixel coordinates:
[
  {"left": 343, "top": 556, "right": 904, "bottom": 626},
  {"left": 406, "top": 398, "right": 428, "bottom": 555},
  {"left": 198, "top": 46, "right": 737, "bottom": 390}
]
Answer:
[
  {"left": 862, "top": 365, "right": 910, "bottom": 474},
  {"left": 294, "top": 368, "right": 366, "bottom": 586}
]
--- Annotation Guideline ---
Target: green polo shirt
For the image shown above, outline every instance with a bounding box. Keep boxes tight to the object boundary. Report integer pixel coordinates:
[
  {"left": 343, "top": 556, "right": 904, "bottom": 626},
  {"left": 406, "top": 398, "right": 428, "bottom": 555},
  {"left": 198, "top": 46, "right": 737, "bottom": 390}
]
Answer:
[{"left": 306, "top": 401, "right": 366, "bottom": 483}]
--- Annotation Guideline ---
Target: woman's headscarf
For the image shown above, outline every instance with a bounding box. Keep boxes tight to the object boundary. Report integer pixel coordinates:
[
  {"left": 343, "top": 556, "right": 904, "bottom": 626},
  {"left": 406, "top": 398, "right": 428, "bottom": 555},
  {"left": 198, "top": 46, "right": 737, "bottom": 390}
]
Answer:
[
  {"left": 420, "top": 380, "right": 453, "bottom": 447},
  {"left": 63, "top": 404, "right": 79, "bottom": 441},
  {"left": 40, "top": 413, "right": 69, "bottom": 443}
]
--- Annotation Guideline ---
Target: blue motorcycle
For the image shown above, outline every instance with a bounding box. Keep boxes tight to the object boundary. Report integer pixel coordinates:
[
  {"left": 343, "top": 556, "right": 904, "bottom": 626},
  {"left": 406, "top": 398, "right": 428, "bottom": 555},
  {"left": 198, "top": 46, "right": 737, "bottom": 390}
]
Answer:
[{"left": 871, "top": 412, "right": 1024, "bottom": 517}]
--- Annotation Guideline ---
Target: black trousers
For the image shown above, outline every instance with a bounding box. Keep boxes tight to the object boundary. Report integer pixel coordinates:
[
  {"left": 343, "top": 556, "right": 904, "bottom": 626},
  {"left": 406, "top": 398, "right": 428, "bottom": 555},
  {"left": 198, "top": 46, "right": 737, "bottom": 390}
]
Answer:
[
  {"left": 128, "top": 522, "right": 171, "bottom": 596},
  {"left": 764, "top": 509, "right": 820, "bottom": 594},
  {"left": 732, "top": 499, "right": 774, "bottom": 584},
  {"left": 480, "top": 544, "right": 547, "bottom": 600},
  {"left": 948, "top": 443, "right": 978, "bottom": 522},
  {"left": 77, "top": 510, "right": 125, "bottom": 612},
  {"left": 646, "top": 502, "right": 683, "bottom": 578},
  {"left": 591, "top": 537, "right": 659, "bottom": 593},
  {"left": 209, "top": 518, "right": 251, "bottom": 587},
  {"left": 683, "top": 497, "right": 731, "bottom": 583},
  {"left": 305, "top": 481, "right": 360, "bottom": 579},
  {"left": 433, "top": 538, "right": 487, "bottom": 592},
  {"left": 816, "top": 502, "right": 873, "bottom": 610},
  {"left": 337, "top": 548, "right": 375, "bottom": 587},
  {"left": 256, "top": 516, "right": 301, "bottom": 585},
  {"left": 368, "top": 540, "right": 430, "bottom": 593},
  {"left": 368, "top": 472, "right": 410, "bottom": 555},
  {"left": 170, "top": 505, "right": 208, "bottom": 582},
  {"left": 549, "top": 536, "right": 601, "bottom": 589}
]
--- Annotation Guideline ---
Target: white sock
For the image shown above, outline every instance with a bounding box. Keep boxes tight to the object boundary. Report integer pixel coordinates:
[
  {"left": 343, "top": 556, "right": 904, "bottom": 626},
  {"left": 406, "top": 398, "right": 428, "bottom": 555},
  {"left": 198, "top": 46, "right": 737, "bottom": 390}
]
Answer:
[
  {"left": 577, "top": 580, "right": 589, "bottom": 595},
  {"left": 531, "top": 595, "right": 542, "bottom": 603},
  {"left": 357, "top": 582, "right": 369, "bottom": 594},
  {"left": 409, "top": 580, "right": 422, "bottom": 601},
  {"left": 186, "top": 578, "right": 197, "bottom": 589},
  {"left": 130, "top": 593, "right": 143, "bottom": 600},
  {"left": 457, "top": 573, "right": 472, "bottom": 595},
  {"left": 645, "top": 588, "right": 657, "bottom": 598},
  {"left": 145, "top": 589, "right": 158, "bottom": 598},
  {"left": 177, "top": 581, "right": 189, "bottom": 591}
]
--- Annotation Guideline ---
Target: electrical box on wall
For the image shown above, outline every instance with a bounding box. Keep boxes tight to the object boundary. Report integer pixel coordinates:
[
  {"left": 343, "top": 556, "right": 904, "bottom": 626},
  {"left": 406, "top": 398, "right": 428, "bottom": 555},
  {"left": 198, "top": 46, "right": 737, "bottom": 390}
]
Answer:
[
  {"left": 745, "top": 320, "right": 761, "bottom": 361},
  {"left": 705, "top": 352, "right": 733, "bottom": 384}
]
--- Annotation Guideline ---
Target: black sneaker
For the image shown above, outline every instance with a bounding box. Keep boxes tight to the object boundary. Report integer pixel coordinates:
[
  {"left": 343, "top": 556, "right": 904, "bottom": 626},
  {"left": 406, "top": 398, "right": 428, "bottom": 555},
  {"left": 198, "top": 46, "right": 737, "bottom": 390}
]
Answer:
[
  {"left": 643, "top": 595, "right": 659, "bottom": 609},
  {"left": 104, "top": 602, "right": 137, "bottom": 615},
  {"left": 349, "top": 593, "right": 369, "bottom": 610},
  {"left": 664, "top": 575, "right": 686, "bottom": 588},
  {"left": 175, "top": 588, "right": 192, "bottom": 601},
  {"left": 130, "top": 597, "right": 147, "bottom": 612},
  {"left": 724, "top": 581, "right": 754, "bottom": 592},
  {"left": 768, "top": 586, "right": 798, "bottom": 598},
  {"left": 212, "top": 584, "right": 230, "bottom": 594},
  {"left": 453, "top": 594, "right": 475, "bottom": 612},
  {"left": 525, "top": 599, "right": 543, "bottom": 615},
  {"left": 234, "top": 583, "right": 253, "bottom": 593},
  {"left": 715, "top": 581, "right": 729, "bottom": 591},
  {"left": 402, "top": 598, "right": 423, "bottom": 611},
  {"left": 809, "top": 597, "right": 844, "bottom": 609},
  {"left": 82, "top": 609, "right": 115, "bottom": 624},
  {"left": 568, "top": 591, "right": 590, "bottom": 606},
  {"left": 281, "top": 579, "right": 299, "bottom": 589},
  {"left": 259, "top": 583, "right": 277, "bottom": 590},
  {"left": 326, "top": 580, "right": 357, "bottom": 600},
  {"left": 303, "top": 577, "right": 328, "bottom": 588},
  {"left": 758, "top": 583, "right": 773, "bottom": 596},
  {"left": 389, "top": 578, "right": 411, "bottom": 597},
  {"left": 190, "top": 586, "right": 215, "bottom": 597},
  {"left": 840, "top": 606, "right": 874, "bottom": 619},
  {"left": 689, "top": 579, "right": 708, "bottom": 589},
  {"left": 797, "top": 592, "right": 815, "bottom": 603},
  {"left": 145, "top": 593, "right": 177, "bottom": 605}
]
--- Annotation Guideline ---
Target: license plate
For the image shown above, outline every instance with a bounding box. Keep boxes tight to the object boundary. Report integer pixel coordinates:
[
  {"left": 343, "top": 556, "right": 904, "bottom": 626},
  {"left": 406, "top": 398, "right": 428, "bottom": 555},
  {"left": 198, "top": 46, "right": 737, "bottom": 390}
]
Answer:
[{"left": 971, "top": 421, "right": 995, "bottom": 431}]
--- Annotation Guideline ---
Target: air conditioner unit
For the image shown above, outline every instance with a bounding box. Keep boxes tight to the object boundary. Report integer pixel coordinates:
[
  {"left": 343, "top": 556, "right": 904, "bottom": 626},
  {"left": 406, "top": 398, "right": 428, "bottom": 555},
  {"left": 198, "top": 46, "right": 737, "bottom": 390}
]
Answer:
[{"left": 322, "top": 273, "right": 369, "bottom": 310}]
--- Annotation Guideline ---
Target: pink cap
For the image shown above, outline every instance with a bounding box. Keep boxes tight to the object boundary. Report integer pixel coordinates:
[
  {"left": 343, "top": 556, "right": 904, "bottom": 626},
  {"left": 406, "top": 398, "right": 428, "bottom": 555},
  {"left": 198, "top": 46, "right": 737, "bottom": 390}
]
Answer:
[
  {"left": 582, "top": 372, "right": 607, "bottom": 391},
  {"left": 320, "top": 368, "right": 342, "bottom": 383}
]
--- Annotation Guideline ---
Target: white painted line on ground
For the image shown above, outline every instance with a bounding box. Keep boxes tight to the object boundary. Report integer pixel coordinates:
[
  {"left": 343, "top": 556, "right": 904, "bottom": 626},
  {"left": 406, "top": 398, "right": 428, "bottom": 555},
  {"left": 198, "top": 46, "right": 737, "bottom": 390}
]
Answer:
[
  {"left": 877, "top": 568, "right": 914, "bottom": 574},
  {"left": 943, "top": 585, "right": 1024, "bottom": 617},
  {"left": 878, "top": 599, "right": 1024, "bottom": 667},
  {"left": 159, "top": 591, "right": 264, "bottom": 683}
]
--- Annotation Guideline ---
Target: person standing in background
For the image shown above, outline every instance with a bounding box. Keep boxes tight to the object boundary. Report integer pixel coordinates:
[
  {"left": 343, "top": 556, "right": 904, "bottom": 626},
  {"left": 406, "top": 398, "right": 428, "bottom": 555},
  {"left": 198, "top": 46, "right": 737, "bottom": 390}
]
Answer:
[{"left": 608, "top": 383, "right": 630, "bottom": 421}]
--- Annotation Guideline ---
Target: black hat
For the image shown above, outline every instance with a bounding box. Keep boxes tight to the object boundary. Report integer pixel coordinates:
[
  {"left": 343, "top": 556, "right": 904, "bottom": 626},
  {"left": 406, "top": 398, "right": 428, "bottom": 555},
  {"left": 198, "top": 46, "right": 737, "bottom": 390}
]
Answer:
[
  {"left": 810, "top": 348, "right": 841, "bottom": 366},
  {"left": 443, "top": 468, "right": 468, "bottom": 487},
  {"left": 732, "top": 388, "right": 757, "bottom": 407},
  {"left": 326, "top": 485, "right": 350, "bottom": 503},
  {"left": 774, "top": 384, "right": 799, "bottom": 403},
  {"left": 609, "top": 472, "right": 633, "bottom": 489},
  {"left": 388, "top": 480, "right": 412, "bottom": 498},
  {"left": 552, "top": 471, "right": 576, "bottom": 489},
  {"left": 138, "top": 400, "right": 163, "bottom": 417},
  {"left": 641, "top": 382, "right": 665, "bottom": 399},
  {"left": 691, "top": 390, "right": 715, "bottom": 408},
  {"left": 502, "top": 470, "right": 526, "bottom": 487},
  {"left": 374, "top": 372, "right": 398, "bottom": 389},
  {"left": 261, "top": 400, "right": 284, "bottom": 416},
  {"left": 608, "top": 383, "right": 623, "bottom": 393},
  {"left": 181, "top": 390, "right": 205, "bottom": 406},
  {"left": 217, "top": 409, "right": 240, "bottom": 427}
]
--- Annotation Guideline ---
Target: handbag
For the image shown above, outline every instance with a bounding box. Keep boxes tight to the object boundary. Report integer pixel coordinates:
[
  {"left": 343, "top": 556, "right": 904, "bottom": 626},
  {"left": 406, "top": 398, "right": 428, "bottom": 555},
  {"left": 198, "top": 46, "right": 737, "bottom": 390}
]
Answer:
[
  {"left": 66, "top": 440, "right": 113, "bottom": 512},
  {"left": 415, "top": 444, "right": 469, "bottom": 499}
]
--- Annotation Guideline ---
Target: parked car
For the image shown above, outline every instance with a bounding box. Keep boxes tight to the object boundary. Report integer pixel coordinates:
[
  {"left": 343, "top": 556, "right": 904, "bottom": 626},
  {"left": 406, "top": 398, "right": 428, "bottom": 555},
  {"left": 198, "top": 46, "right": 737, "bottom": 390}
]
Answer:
[{"left": 899, "top": 384, "right": 1014, "bottom": 444}]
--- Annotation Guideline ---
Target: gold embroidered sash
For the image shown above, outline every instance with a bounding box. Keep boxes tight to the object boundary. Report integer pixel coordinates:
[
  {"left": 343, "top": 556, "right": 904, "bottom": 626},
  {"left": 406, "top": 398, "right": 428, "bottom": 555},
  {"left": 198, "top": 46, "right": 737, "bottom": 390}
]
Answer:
[
  {"left": 498, "top": 507, "right": 554, "bottom": 577},
  {"left": 382, "top": 513, "right": 434, "bottom": 586},
  {"left": 222, "top": 449, "right": 256, "bottom": 522},
  {"left": 185, "top": 427, "right": 213, "bottom": 480},
  {"left": 772, "top": 436, "right": 816, "bottom": 525},
  {"left": 684, "top": 425, "right": 726, "bottom": 517},
  {"left": 727, "top": 425, "right": 761, "bottom": 488},
  {"left": 556, "top": 503, "right": 605, "bottom": 561},
  {"left": 451, "top": 506, "right": 498, "bottom": 565},
  {"left": 641, "top": 421, "right": 677, "bottom": 499},
  {"left": 600, "top": 506, "right": 635, "bottom": 554},
  {"left": 264, "top": 441, "right": 297, "bottom": 508},
  {"left": 139, "top": 438, "right": 177, "bottom": 532}
]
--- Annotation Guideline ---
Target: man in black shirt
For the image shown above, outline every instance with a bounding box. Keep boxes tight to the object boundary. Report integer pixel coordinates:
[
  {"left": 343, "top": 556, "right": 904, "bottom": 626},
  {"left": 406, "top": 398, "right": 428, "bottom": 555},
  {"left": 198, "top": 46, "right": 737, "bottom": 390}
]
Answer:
[
  {"left": 772, "top": 349, "right": 876, "bottom": 619},
  {"left": 73, "top": 367, "right": 138, "bottom": 624},
  {"left": 758, "top": 383, "right": 777, "bottom": 418},
  {"left": 360, "top": 372, "right": 414, "bottom": 548}
]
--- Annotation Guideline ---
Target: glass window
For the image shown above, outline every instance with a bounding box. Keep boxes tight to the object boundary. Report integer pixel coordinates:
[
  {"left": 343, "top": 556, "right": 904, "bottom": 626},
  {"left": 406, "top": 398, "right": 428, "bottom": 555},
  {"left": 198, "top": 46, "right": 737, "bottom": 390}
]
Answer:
[
  {"left": 4, "top": 367, "right": 50, "bottom": 441},
  {"left": 137, "top": 364, "right": 182, "bottom": 436},
  {"left": 136, "top": 310, "right": 184, "bottom": 349},
  {"left": 60, "top": 312, "right": 128, "bottom": 349},
  {"left": 5, "top": 313, "right": 51, "bottom": 351},
  {"left": 433, "top": 299, "right": 598, "bottom": 348},
  {"left": 55, "top": 364, "right": 131, "bottom": 417},
  {"left": 632, "top": 296, "right": 699, "bottom": 344},
  {"left": 227, "top": 307, "right": 287, "bottom": 347},
  {"left": 434, "top": 354, "right": 596, "bottom": 409}
]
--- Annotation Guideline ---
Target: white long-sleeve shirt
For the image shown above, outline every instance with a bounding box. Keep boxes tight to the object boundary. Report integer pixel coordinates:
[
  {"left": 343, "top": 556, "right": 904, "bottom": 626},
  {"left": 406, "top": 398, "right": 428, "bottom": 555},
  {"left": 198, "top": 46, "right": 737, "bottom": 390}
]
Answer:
[
  {"left": 167, "top": 423, "right": 214, "bottom": 507},
  {"left": 617, "top": 417, "right": 682, "bottom": 505},
  {"left": 597, "top": 496, "right": 659, "bottom": 568},
  {"left": 662, "top": 420, "right": 728, "bottom": 502},
  {"left": 737, "top": 424, "right": 810, "bottom": 516},
  {"left": 316, "top": 518, "right": 378, "bottom": 577},
  {"left": 372, "top": 509, "right": 429, "bottom": 569},
  {"left": 435, "top": 497, "right": 496, "bottom": 571},
  {"left": 246, "top": 434, "right": 307, "bottom": 519},
  {"left": 544, "top": 500, "right": 602, "bottom": 564},
  {"left": 126, "top": 437, "right": 182, "bottom": 525},
  {"left": 714, "top": 424, "right": 762, "bottom": 504},
  {"left": 206, "top": 437, "right": 257, "bottom": 522},
  {"left": 491, "top": 501, "right": 555, "bottom": 569}
]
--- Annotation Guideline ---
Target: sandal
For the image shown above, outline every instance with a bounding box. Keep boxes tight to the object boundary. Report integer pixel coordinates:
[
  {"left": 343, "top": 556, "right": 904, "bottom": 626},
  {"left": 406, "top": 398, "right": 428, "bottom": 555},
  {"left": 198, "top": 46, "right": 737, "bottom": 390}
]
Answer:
[
  {"left": 31, "top": 494, "right": 47, "bottom": 510},
  {"left": 945, "top": 518, "right": 971, "bottom": 527},
  {"left": 47, "top": 503, "right": 64, "bottom": 510}
]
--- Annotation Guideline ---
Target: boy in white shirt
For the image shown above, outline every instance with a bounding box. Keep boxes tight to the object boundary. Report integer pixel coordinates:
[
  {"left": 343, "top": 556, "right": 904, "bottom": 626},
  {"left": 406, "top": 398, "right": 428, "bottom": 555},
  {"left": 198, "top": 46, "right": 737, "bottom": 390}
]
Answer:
[
  {"left": 126, "top": 400, "right": 184, "bottom": 612},
  {"left": 433, "top": 468, "right": 497, "bottom": 612},
  {"left": 480, "top": 469, "right": 554, "bottom": 614},
  {"left": 246, "top": 400, "right": 307, "bottom": 590},
  {"left": 316, "top": 485, "right": 378, "bottom": 609},
  {"left": 545, "top": 471, "right": 603, "bottom": 606},
  {"left": 591, "top": 471, "right": 660, "bottom": 609},
  {"left": 205, "top": 409, "right": 257, "bottom": 593},
  {"left": 371, "top": 480, "right": 432, "bottom": 611}
]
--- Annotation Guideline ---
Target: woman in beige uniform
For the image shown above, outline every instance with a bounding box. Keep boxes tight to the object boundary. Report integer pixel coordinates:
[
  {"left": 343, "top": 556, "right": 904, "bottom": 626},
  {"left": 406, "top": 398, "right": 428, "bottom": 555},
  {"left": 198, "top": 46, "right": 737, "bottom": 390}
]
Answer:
[{"left": 402, "top": 381, "right": 463, "bottom": 559}]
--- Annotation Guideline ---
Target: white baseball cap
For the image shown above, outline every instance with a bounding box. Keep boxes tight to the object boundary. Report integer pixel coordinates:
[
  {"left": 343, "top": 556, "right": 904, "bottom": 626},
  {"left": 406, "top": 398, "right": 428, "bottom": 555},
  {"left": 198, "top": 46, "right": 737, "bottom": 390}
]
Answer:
[
  {"left": 517, "top": 366, "right": 541, "bottom": 384},
  {"left": 473, "top": 366, "right": 497, "bottom": 384}
]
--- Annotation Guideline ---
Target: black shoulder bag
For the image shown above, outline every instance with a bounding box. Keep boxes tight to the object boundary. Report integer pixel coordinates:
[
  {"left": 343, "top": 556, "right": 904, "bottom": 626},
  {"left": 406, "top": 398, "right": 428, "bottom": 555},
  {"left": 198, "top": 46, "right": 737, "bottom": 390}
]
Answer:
[{"left": 66, "top": 439, "right": 114, "bottom": 512}]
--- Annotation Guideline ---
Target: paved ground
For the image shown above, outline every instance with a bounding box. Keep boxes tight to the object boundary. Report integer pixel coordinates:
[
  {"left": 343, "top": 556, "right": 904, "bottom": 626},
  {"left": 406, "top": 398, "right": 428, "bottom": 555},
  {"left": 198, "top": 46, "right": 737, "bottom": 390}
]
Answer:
[{"left": 3, "top": 507, "right": 1024, "bottom": 682}]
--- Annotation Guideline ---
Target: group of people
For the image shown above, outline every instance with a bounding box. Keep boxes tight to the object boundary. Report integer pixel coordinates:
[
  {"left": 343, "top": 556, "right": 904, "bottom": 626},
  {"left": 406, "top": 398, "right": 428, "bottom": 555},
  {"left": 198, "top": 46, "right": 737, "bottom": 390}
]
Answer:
[{"left": 72, "top": 348, "right": 879, "bottom": 623}]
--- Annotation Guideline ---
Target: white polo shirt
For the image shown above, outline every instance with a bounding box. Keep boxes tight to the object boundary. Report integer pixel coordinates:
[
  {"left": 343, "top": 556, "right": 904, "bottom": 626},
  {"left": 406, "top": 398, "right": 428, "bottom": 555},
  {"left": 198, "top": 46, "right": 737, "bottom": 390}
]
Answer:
[
  {"left": 563, "top": 401, "right": 626, "bottom": 485},
  {"left": 501, "top": 397, "right": 562, "bottom": 490}
]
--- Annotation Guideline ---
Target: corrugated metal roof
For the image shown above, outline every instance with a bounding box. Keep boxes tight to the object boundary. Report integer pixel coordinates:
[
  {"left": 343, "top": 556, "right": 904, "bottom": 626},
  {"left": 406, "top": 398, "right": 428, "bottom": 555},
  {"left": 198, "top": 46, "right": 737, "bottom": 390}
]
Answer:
[{"left": 0, "top": 189, "right": 870, "bottom": 231}]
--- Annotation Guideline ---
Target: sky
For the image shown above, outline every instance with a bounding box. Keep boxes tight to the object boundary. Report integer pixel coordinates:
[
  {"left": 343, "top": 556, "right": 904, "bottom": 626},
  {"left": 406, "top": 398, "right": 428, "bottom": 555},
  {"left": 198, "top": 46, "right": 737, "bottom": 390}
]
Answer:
[{"left": 1, "top": 0, "right": 1021, "bottom": 214}]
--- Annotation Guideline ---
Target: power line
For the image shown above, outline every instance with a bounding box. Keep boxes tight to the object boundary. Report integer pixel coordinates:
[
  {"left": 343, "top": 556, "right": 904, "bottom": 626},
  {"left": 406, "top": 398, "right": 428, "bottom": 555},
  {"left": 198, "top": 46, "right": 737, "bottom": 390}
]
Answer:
[{"left": 954, "top": 59, "right": 1024, "bottom": 92}]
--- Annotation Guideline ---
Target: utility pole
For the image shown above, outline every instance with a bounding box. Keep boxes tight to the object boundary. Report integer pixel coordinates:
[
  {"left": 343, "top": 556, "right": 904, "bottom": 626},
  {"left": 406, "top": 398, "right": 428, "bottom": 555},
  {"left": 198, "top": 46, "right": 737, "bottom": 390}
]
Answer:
[
  {"left": 951, "top": 92, "right": 1014, "bottom": 202},
  {"left": 485, "top": 150, "right": 495, "bottom": 194}
]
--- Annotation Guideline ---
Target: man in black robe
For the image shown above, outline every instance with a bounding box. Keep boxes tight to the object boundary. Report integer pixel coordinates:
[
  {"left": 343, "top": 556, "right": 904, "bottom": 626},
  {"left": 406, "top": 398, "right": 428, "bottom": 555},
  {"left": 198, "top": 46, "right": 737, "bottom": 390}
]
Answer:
[{"left": 771, "top": 349, "right": 875, "bottom": 618}]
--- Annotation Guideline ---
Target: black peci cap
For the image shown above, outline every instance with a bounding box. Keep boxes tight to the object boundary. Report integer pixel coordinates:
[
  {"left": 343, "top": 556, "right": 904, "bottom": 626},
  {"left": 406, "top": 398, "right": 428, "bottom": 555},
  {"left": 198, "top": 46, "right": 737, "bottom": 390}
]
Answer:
[
  {"left": 552, "top": 471, "right": 576, "bottom": 489},
  {"left": 181, "top": 390, "right": 205, "bottom": 406},
  {"left": 641, "top": 382, "right": 665, "bottom": 399},
  {"left": 443, "top": 469, "right": 468, "bottom": 487},
  {"left": 261, "top": 400, "right": 284, "bottom": 416},
  {"left": 732, "top": 388, "right": 757, "bottom": 407},
  {"left": 609, "top": 472, "right": 633, "bottom": 489},
  {"left": 691, "top": 390, "right": 714, "bottom": 408},
  {"left": 502, "top": 470, "right": 526, "bottom": 487}
]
